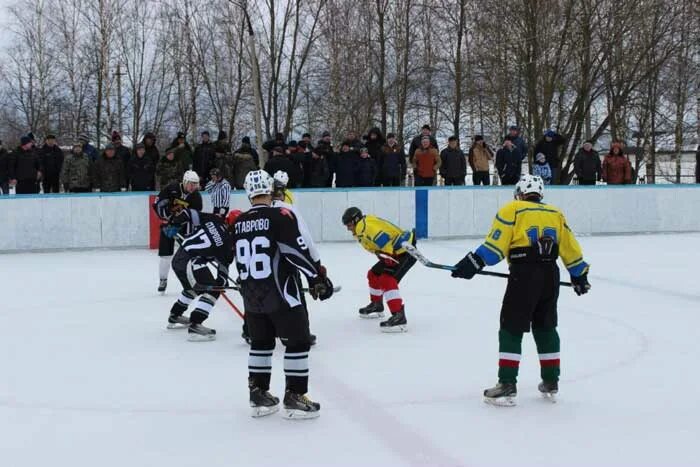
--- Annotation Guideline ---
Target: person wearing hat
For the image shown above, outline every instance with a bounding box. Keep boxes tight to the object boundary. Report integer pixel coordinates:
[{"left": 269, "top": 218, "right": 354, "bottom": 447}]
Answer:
[
  {"left": 533, "top": 152, "right": 553, "bottom": 184},
  {"left": 92, "top": 144, "right": 126, "bottom": 192},
  {"left": 355, "top": 147, "right": 377, "bottom": 187},
  {"left": 128, "top": 143, "right": 156, "bottom": 191},
  {"left": 468, "top": 135, "right": 494, "bottom": 186},
  {"left": 533, "top": 129, "right": 565, "bottom": 183},
  {"left": 9, "top": 135, "right": 42, "bottom": 194},
  {"left": 315, "top": 131, "right": 335, "bottom": 187},
  {"left": 408, "top": 124, "right": 438, "bottom": 164},
  {"left": 496, "top": 137, "right": 523, "bottom": 185},
  {"left": 440, "top": 136, "right": 467, "bottom": 186},
  {"left": 507, "top": 125, "right": 529, "bottom": 162},
  {"left": 205, "top": 167, "right": 231, "bottom": 217},
  {"left": 262, "top": 132, "right": 288, "bottom": 156},
  {"left": 411, "top": 135, "right": 441, "bottom": 186},
  {"left": 39, "top": 134, "right": 64, "bottom": 193},
  {"left": 378, "top": 133, "right": 406, "bottom": 187},
  {"left": 193, "top": 130, "right": 216, "bottom": 186},
  {"left": 156, "top": 147, "right": 185, "bottom": 190},
  {"left": 232, "top": 136, "right": 260, "bottom": 190},
  {"left": 170, "top": 131, "right": 193, "bottom": 170},
  {"left": 263, "top": 145, "right": 299, "bottom": 187},
  {"left": 141, "top": 132, "right": 160, "bottom": 165},
  {"left": 111, "top": 131, "right": 132, "bottom": 175},
  {"left": 574, "top": 140, "right": 601, "bottom": 185},
  {"left": 0, "top": 139, "right": 9, "bottom": 195},
  {"left": 60, "top": 141, "right": 93, "bottom": 193},
  {"left": 78, "top": 133, "right": 98, "bottom": 162}
]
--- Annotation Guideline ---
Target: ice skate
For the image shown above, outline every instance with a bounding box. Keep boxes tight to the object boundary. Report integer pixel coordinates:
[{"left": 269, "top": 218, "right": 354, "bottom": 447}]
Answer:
[
  {"left": 241, "top": 323, "right": 252, "bottom": 345},
  {"left": 380, "top": 308, "right": 408, "bottom": 333},
  {"left": 166, "top": 313, "right": 190, "bottom": 329},
  {"left": 249, "top": 387, "right": 280, "bottom": 418},
  {"left": 538, "top": 380, "right": 558, "bottom": 403},
  {"left": 187, "top": 323, "right": 216, "bottom": 342},
  {"left": 282, "top": 391, "right": 320, "bottom": 420},
  {"left": 483, "top": 382, "right": 517, "bottom": 407},
  {"left": 358, "top": 301, "right": 384, "bottom": 319},
  {"left": 157, "top": 279, "right": 167, "bottom": 294}
]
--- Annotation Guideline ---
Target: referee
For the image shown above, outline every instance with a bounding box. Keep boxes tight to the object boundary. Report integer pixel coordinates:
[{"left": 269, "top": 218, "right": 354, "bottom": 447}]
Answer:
[{"left": 205, "top": 168, "right": 231, "bottom": 217}]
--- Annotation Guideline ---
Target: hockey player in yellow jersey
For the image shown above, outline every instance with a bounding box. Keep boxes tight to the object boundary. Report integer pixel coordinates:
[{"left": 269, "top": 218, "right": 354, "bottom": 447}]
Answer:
[
  {"left": 272, "top": 170, "right": 294, "bottom": 204},
  {"left": 451, "top": 174, "right": 591, "bottom": 406},
  {"left": 342, "top": 207, "right": 416, "bottom": 332}
]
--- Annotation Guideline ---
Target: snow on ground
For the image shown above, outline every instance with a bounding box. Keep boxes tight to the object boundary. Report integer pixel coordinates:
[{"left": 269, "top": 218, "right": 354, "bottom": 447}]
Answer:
[{"left": 1, "top": 234, "right": 699, "bottom": 467}]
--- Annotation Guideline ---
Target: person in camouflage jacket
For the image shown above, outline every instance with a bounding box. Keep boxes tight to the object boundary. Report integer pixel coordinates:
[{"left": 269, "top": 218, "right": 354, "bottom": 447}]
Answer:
[
  {"left": 60, "top": 142, "right": 93, "bottom": 192},
  {"left": 93, "top": 144, "right": 126, "bottom": 192},
  {"left": 215, "top": 147, "right": 236, "bottom": 187},
  {"left": 156, "top": 147, "right": 184, "bottom": 189}
]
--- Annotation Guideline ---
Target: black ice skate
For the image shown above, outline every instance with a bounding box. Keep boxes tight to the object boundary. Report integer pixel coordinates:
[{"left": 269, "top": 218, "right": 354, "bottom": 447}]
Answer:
[
  {"left": 249, "top": 387, "right": 280, "bottom": 418},
  {"left": 187, "top": 323, "right": 216, "bottom": 342},
  {"left": 167, "top": 313, "right": 190, "bottom": 329},
  {"left": 538, "top": 380, "right": 558, "bottom": 402},
  {"left": 241, "top": 323, "right": 252, "bottom": 345},
  {"left": 483, "top": 382, "right": 517, "bottom": 407},
  {"left": 158, "top": 279, "right": 167, "bottom": 294},
  {"left": 359, "top": 301, "right": 384, "bottom": 319},
  {"left": 380, "top": 308, "right": 408, "bottom": 333},
  {"left": 283, "top": 391, "right": 320, "bottom": 420}
]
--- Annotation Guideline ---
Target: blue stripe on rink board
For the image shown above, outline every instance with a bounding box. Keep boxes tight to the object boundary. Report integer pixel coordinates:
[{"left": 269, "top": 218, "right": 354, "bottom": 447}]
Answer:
[{"left": 415, "top": 189, "right": 429, "bottom": 238}]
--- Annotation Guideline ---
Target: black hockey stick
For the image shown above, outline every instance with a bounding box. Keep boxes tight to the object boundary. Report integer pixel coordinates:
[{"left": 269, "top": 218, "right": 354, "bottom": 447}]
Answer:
[{"left": 401, "top": 242, "right": 573, "bottom": 287}]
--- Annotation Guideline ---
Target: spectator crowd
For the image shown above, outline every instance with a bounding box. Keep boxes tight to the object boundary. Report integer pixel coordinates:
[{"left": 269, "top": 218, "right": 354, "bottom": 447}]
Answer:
[{"left": 0, "top": 123, "right": 682, "bottom": 196}]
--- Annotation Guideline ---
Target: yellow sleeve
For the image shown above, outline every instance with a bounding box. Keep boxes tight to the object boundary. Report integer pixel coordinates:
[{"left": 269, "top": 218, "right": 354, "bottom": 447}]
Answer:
[
  {"left": 284, "top": 189, "right": 294, "bottom": 204},
  {"left": 474, "top": 203, "right": 516, "bottom": 265},
  {"left": 558, "top": 213, "right": 589, "bottom": 277}
]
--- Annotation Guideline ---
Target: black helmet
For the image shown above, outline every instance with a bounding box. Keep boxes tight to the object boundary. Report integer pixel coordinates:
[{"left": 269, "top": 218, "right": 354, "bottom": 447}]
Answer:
[{"left": 342, "top": 207, "right": 363, "bottom": 225}]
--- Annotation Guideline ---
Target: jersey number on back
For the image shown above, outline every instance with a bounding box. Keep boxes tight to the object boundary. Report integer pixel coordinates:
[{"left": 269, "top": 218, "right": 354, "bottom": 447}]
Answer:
[
  {"left": 183, "top": 229, "right": 212, "bottom": 251},
  {"left": 236, "top": 237, "right": 272, "bottom": 280}
]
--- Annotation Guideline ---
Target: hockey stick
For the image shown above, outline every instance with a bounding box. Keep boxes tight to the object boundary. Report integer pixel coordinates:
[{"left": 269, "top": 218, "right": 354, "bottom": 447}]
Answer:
[
  {"left": 401, "top": 242, "right": 573, "bottom": 287},
  {"left": 220, "top": 292, "right": 245, "bottom": 320},
  {"left": 194, "top": 283, "right": 343, "bottom": 294}
]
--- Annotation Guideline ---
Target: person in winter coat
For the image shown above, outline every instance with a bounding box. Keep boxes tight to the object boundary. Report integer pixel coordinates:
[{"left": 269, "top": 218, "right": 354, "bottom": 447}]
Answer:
[
  {"left": 128, "top": 143, "right": 156, "bottom": 191},
  {"left": 193, "top": 131, "right": 217, "bottom": 186},
  {"left": 9, "top": 135, "right": 42, "bottom": 194},
  {"left": 316, "top": 131, "right": 335, "bottom": 187},
  {"left": 507, "top": 126, "right": 529, "bottom": 161},
  {"left": 262, "top": 132, "right": 287, "bottom": 155},
  {"left": 79, "top": 134, "right": 98, "bottom": 163},
  {"left": 335, "top": 142, "right": 358, "bottom": 188},
  {"left": 232, "top": 138, "right": 259, "bottom": 190},
  {"left": 39, "top": 134, "right": 64, "bottom": 193},
  {"left": 534, "top": 130, "right": 565, "bottom": 184},
  {"left": 170, "top": 132, "right": 193, "bottom": 170},
  {"left": 286, "top": 140, "right": 307, "bottom": 188},
  {"left": 574, "top": 141, "right": 601, "bottom": 185},
  {"left": 264, "top": 146, "right": 300, "bottom": 187},
  {"left": 378, "top": 133, "right": 406, "bottom": 186},
  {"left": 533, "top": 153, "right": 552, "bottom": 184},
  {"left": 214, "top": 145, "right": 236, "bottom": 188},
  {"left": 93, "top": 144, "right": 126, "bottom": 192},
  {"left": 215, "top": 130, "right": 231, "bottom": 154},
  {"left": 495, "top": 138, "right": 523, "bottom": 185},
  {"left": 408, "top": 124, "right": 438, "bottom": 164},
  {"left": 355, "top": 147, "right": 377, "bottom": 187},
  {"left": 440, "top": 136, "right": 467, "bottom": 186},
  {"left": 0, "top": 140, "right": 9, "bottom": 194},
  {"left": 412, "top": 136, "right": 441, "bottom": 186},
  {"left": 365, "top": 127, "right": 384, "bottom": 186},
  {"left": 602, "top": 143, "right": 632, "bottom": 185},
  {"left": 344, "top": 130, "right": 364, "bottom": 151},
  {"left": 307, "top": 147, "right": 330, "bottom": 188},
  {"left": 156, "top": 147, "right": 184, "bottom": 190},
  {"left": 468, "top": 135, "right": 494, "bottom": 186},
  {"left": 111, "top": 131, "right": 132, "bottom": 175},
  {"left": 60, "top": 142, "right": 93, "bottom": 193},
  {"left": 142, "top": 132, "right": 160, "bottom": 165}
]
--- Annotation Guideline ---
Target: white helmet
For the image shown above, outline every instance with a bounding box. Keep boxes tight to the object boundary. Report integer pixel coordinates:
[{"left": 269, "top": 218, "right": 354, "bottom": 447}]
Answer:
[
  {"left": 183, "top": 170, "right": 199, "bottom": 185},
  {"left": 514, "top": 174, "right": 544, "bottom": 200},
  {"left": 273, "top": 170, "right": 289, "bottom": 187},
  {"left": 244, "top": 170, "right": 273, "bottom": 199}
]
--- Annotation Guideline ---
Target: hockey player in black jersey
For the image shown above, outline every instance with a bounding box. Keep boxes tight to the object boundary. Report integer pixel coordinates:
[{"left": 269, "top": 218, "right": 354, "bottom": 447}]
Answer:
[
  {"left": 232, "top": 170, "right": 334, "bottom": 419},
  {"left": 166, "top": 207, "right": 234, "bottom": 341},
  {"left": 152, "top": 170, "right": 203, "bottom": 293}
]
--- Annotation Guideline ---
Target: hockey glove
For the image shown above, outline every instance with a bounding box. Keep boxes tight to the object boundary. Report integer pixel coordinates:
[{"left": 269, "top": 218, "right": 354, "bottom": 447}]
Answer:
[
  {"left": 309, "top": 275, "right": 334, "bottom": 301},
  {"left": 163, "top": 225, "right": 180, "bottom": 239},
  {"left": 451, "top": 252, "right": 485, "bottom": 280},
  {"left": 571, "top": 273, "right": 591, "bottom": 296}
]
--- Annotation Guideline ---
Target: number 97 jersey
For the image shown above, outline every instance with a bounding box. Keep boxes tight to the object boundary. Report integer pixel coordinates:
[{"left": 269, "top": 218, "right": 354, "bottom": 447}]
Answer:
[{"left": 231, "top": 205, "right": 321, "bottom": 314}]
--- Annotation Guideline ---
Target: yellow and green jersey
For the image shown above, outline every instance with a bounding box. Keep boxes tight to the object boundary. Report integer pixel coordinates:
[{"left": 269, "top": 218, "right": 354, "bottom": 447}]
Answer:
[
  {"left": 283, "top": 189, "right": 294, "bottom": 205},
  {"left": 352, "top": 215, "right": 414, "bottom": 256},
  {"left": 475, "top": 200, "right": 589, "bottom": 277}
]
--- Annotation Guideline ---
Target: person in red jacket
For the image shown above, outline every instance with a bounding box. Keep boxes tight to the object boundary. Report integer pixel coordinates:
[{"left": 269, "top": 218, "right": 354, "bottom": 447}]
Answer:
[{"left": 602, "top": 143, "right": 632, "bottom": 185}]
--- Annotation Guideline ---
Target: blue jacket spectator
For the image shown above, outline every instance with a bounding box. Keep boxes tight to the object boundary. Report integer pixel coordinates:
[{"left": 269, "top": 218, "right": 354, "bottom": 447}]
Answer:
[{"left": 533, "top": 152, "right": 552, "bottom": 184}]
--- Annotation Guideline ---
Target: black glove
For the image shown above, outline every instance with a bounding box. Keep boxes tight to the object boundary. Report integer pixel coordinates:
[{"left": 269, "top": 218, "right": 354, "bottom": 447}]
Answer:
[
  {"left": 451, "top": 252, "right": 485, "bottom": 279},
  {"left": 310, "top": 275, "right": 334, "bottom": 301},
  {"left": 571, "top": 273, "right": 591, "bottom": 296}
]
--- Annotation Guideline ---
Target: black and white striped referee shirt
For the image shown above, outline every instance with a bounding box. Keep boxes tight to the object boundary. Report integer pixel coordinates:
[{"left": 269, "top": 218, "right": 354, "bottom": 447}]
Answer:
[{"left": 205, "top": 178, "right": 231, "bottom": 216}]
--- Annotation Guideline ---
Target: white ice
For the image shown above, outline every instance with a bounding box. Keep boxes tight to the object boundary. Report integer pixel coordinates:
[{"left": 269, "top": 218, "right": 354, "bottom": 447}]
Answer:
[{"left": 2, "top": 234, "right": 699, "bottom": 467}]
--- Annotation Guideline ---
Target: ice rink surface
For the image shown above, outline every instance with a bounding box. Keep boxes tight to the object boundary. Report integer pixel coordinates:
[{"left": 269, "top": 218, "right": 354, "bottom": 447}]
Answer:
[{"left": 2, "top": 234, "right": 699, "bottom": 467}]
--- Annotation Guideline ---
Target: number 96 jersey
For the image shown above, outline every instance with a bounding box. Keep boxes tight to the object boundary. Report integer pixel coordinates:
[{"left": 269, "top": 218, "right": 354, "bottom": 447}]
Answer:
[{"left": 231, "top": 204, "right": 322, "bottom": 313}]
